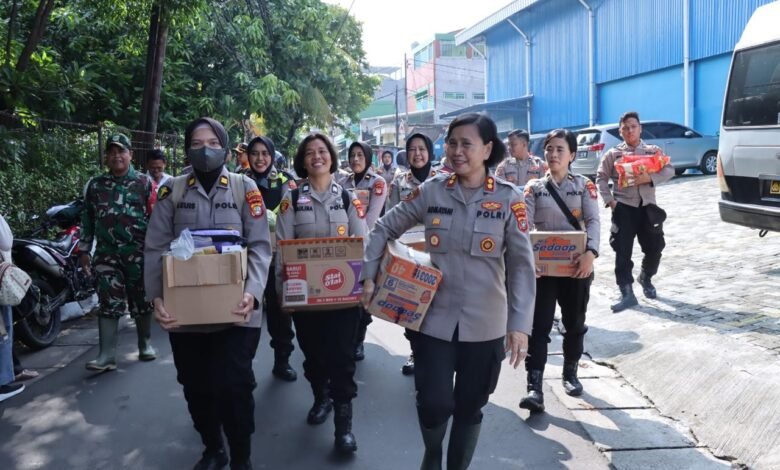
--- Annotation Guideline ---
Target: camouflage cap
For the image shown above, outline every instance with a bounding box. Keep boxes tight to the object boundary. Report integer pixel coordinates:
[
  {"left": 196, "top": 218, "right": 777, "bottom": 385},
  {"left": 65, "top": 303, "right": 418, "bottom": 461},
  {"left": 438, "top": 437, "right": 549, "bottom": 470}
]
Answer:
[
  {"left": 106, "top": 133, "right": 131, "bottom": 151},
  {"left": 234, "top": 142, "right": 248, "bottom": 153}
]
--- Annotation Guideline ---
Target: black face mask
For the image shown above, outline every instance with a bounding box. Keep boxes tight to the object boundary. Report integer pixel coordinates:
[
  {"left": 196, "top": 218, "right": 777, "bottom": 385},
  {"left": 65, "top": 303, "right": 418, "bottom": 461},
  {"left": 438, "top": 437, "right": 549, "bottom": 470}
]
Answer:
[{"left": 188, "top": 147, "right": 226, "bottom": 172}]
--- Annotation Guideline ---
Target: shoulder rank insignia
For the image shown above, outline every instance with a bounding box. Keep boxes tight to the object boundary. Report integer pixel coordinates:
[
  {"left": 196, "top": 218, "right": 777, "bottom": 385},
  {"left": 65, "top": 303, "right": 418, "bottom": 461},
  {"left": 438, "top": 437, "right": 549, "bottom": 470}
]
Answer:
[
  {"left": 446, "top": 174, "right": 457, "bottom": 188},
  {"left": 219, "top": 175, "right": 229, "bottom": 187},
  {"left": 187, "top": 176, "right": 196, "bottom": 187},
  {"left": 485, "top": 176, "right": 496, "bottom": 192}
]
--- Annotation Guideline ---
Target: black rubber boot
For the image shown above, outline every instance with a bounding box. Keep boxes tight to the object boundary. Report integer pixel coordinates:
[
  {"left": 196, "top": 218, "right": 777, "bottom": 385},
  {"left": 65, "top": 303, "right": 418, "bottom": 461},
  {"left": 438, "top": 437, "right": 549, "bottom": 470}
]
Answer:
[
  {"left": 610, "top": 284, "right": 638, "bottom": 312},
  {"left": 519, "top": 370, "right": 545, "bottom": 413},
  {"left": 638, "top": 272, "right": 657, "bottom": 299},
  {"left": 446, "top": 421, "right": 481, "bottom": 470},
  {"left": 333, "top": 402, "right": 357, "bottom": 454},
  {"left": 418, "top": 417, "right": 447, "bottom": 470},
  {"left": 307, "top": 386, "right": 333, "bottom": 425},
  {"left": 353, "top": 324, "right": 367, "bottom": 361},
  {"left": 271, "top": 350, "right": 297, "bottom": 382},
  {"left": 229, "top": 459, "right": 252, "bottom": 470},
  {"left": 401, "top": 354, "right": 415, "bottom": 376},
  {"left": 192, "top": 447, "right": 228, "bottom": 470},
  {"left": 562, "top": 361, "right": 583, "bottom": 396}
]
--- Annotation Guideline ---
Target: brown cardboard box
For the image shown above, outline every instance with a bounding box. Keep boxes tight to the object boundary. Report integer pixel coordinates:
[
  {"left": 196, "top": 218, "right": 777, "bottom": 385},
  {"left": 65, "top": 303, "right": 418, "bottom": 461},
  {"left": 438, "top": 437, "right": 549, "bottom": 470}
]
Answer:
[
  {"left": 398, "top": 225, "right": 426, "bottom": 252},
  {"left": 530, "top": 231, "right": 587, "bottom": 277},
  {"left": 279, "top": 237, "right": 364, "bottom": 310},
  {"left": 162, "top": 248, "right": 247, "bottom": 325},
  {"left": 367, "top": 240, "right": 442, "bottom": 331}
]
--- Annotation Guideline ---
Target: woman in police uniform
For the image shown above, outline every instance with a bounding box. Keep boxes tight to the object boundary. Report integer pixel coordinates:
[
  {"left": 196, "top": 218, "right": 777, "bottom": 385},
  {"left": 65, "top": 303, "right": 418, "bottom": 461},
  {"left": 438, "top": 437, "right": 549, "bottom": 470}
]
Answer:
[
  {"left": 362, "top": 113, "right": 536, "bottom": 469},
  {"left": 342, "top": 141, "right": 387, "bottom": 361},
  {"left": 519, "top": 129, "right": 600, "bottom": 413},
  {"left": 275, "top": 133, "right": 366, "bottom": 454},
  {"left": 386, "top": 132, "right": 438, "bottom": 376},
  {"left": 144, "top": 117, "right": 272, "bottom": 470},
  {"left": 246, "top": 136, "right": 299, "bottom": 382}
]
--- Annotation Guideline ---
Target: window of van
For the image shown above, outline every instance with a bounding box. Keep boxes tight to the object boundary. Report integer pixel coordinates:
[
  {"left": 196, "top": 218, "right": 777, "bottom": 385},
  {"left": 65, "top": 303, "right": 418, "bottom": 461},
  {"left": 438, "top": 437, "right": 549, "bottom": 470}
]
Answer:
[
  {"left": 723, "top": 41, "right": 780, "bottom": 127},
  {"left": 577, "top": 131, "right": 601, "bottom": 146}
]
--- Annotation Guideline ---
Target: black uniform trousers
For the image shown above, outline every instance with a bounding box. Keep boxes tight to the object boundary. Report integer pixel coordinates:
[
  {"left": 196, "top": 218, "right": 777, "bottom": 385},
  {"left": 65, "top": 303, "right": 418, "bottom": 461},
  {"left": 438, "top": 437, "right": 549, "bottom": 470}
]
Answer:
[
  {"left": 292, "top": 307, "right": 360, "bottom": 404},
  {"left": 609, "top": 202, "right": 665, "bottom": 286},
  {"left": 526, "top": 275, "right": 592, "bottom": 372},
  {"left": 408, "top": 327, "right": 504, "bottom": 428},
  {"left": 264, "top": 265, "right": 295, "bottom": 356},
  {"left": 169, "top": 326, "right": 261, "bottom": 463}
]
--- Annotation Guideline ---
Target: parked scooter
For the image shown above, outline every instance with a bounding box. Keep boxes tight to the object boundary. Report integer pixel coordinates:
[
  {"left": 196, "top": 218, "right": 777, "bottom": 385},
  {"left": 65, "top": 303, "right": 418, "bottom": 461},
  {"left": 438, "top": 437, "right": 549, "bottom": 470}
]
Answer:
[{"left": 11, "top": 200, "right": 95, "bottom": 349}]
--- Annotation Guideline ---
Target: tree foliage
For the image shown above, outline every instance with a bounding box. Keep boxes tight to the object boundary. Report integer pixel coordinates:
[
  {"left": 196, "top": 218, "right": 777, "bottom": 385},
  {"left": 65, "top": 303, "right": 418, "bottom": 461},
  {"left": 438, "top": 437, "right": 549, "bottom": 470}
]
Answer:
[{"left": 0, "top": 0, "right": 379, "bottom": 155}]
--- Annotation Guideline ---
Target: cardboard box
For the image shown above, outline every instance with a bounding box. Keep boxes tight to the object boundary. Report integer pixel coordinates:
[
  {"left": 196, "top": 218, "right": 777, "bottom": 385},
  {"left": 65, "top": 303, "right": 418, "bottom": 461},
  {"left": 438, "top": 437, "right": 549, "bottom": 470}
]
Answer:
[
  {"left": 398, "top": 225, "right": 426, "bottom": 252},
  {"left": 279, "top": 237, "right": 364, "bottom": 310},
  {"left": 367, "top": 240, "right": 442, "bottom": 331},
  {"left": 163, "top": 248, "right": 247, "bottom": 325},
  {"left": 530, "top": 231, "right": 587, "bottom": 277}
]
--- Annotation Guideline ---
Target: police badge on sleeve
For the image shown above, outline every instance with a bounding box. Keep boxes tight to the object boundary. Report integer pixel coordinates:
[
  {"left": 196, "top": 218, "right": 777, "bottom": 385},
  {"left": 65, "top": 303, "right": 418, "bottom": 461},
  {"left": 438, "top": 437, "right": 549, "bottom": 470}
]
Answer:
[{"left": 245, "top": 190, "right": 265, "bottom": 218}]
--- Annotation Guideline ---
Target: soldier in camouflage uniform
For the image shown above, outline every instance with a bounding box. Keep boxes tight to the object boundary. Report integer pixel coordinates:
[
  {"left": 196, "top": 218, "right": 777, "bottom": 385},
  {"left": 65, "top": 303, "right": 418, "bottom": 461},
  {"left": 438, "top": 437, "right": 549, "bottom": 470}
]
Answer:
[{"left": 79, "top": 133, "right": 155, "bottom": 372}]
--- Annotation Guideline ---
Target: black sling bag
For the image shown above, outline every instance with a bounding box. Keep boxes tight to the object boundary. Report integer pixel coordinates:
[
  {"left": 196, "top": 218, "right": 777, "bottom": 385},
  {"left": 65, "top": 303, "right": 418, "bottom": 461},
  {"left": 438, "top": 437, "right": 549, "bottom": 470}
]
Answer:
[{"left": 544, "top": 178, "right": 582, "bottom": 231}]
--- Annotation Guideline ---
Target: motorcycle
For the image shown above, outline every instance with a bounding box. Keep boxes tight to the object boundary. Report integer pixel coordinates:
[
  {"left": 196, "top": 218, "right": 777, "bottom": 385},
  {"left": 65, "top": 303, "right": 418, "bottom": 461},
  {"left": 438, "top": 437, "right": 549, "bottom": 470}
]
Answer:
[{"left": 11, "top": 200, "right": 95, "bottom": 349}]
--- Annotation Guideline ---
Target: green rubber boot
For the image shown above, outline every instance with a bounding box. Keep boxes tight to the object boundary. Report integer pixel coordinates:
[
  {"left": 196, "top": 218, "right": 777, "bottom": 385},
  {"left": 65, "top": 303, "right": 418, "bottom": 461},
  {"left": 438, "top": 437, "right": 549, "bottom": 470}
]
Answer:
[
  {"left": 135, "top": 315, "right": 156, "bottom": 361},
  {"left": 86, "top": 316, "right": 119, "bottom": 371}
]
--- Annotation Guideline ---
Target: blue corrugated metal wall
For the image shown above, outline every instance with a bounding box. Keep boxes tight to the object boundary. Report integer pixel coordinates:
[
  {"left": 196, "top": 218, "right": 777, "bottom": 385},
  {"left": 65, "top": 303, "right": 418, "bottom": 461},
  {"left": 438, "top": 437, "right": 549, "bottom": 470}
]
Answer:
[
  {"left": 595, "top": 0, "right": 683, "bottom": 83},
  {"left": 693, "top": 53, "right": 731, "bottom": 135},
  {"left": 481, "top": 0, "right": 771, "bottom": 133},
  {"left": 600, "top": 66, "right": 685, "bottom": 125}
]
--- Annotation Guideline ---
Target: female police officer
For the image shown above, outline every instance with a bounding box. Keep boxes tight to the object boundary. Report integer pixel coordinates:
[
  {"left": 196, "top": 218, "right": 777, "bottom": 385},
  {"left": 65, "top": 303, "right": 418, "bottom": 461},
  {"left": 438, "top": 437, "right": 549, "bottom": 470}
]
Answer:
[
  {"left": 275, "top": 132, "right": 367, "bottom": 454},
  {"left": 519, "top": 129, "right": 600, "bottom": 413},
  {"left": 342, "top": 141, "right": 387, "bottom": 361},
  {"left": 144, "top": 117, "right": 272, "bottom": 470},
  {"left": 246, "top": 135, "right": 299, "bottom": 382},
  {"left": 362, "top": 113, "right": 536, "bottom": 469},
  {"left": 386, "top": 132, "right": 438, "bottom": 376}
]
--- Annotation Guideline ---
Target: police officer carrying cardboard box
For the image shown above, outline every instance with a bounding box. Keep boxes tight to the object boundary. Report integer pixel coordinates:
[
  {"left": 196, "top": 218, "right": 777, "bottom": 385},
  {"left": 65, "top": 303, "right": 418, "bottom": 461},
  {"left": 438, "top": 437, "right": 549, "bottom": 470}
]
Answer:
[
  {"left": 596, "top": 112, "right": 674, "bottom": 312},
  {"left": 144, "top": 117, "right": 272, "bottom": 470}
]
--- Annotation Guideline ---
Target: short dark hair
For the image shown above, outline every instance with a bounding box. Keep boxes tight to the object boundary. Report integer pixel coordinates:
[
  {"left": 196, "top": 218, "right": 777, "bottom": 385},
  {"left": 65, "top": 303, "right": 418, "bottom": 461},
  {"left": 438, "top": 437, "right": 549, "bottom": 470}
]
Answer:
[
  {"left": 148, "top": 149, "right": 166, "bottom": 163},
  {"left": 445, "top": 113, "right": 506, "bottom": 168},
  {"left": 619, "top": 111, "right": 641, "bottom": 126},
  {"left": 543, "top": 129, "right": 578, "bottom": 155},
  {"left": 507, "top": 129, "right": 530, "bottom": 143},
  {"left": 293, "top": 133, "right": 339, "bottom": 179}
]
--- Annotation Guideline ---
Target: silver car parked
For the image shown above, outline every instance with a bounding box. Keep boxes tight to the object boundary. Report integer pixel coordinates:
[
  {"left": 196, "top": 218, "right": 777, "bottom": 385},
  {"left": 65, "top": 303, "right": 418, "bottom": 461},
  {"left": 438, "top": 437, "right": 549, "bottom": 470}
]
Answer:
[{"left": 571, "top": 121, "right": 719, "bottom": 178}]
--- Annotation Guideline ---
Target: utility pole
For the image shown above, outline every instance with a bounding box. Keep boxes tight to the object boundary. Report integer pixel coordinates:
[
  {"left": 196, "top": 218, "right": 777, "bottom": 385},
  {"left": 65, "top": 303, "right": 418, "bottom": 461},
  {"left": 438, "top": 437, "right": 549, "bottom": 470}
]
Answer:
[
  {"left": 404, "top": 53, "right": 409, "bottom": 140},
  {"left": 394, "top": 84, "right": 400, "bottom": 147}
]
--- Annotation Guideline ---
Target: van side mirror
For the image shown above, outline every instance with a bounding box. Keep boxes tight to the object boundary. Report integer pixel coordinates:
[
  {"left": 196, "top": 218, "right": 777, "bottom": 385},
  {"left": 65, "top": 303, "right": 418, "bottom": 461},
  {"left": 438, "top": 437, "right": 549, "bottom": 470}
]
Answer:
[{"left": 684, "top": 130, "right": 695, "bottom": 138}]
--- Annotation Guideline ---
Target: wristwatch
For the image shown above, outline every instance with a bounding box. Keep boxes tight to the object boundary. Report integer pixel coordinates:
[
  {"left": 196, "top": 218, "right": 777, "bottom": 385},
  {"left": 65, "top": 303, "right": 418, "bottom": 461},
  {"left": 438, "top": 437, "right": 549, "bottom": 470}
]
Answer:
[{"left": 587, "top": 248, "right": 599, "bottom": 258}]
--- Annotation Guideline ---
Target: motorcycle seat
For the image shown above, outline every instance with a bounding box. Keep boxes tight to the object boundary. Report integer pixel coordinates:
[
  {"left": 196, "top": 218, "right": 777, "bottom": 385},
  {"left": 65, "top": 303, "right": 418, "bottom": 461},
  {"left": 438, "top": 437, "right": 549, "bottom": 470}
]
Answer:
[{"left": 32, "top": 236, "right": 73, "bottom": 254}]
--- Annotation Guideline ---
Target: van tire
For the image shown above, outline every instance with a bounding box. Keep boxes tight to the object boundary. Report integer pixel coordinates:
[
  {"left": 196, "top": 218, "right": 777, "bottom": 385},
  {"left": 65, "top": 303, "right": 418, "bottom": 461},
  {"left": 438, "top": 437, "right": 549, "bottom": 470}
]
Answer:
[{"left": 700, "top": 151, "right": 717, "bottom": 175}]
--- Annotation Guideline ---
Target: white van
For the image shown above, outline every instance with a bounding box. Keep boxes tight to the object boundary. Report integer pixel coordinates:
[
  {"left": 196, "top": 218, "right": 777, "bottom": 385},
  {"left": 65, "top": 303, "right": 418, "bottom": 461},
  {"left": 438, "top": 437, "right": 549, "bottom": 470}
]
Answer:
[{"left": 718, "top": 1, "right": 780, "bottom": 235}]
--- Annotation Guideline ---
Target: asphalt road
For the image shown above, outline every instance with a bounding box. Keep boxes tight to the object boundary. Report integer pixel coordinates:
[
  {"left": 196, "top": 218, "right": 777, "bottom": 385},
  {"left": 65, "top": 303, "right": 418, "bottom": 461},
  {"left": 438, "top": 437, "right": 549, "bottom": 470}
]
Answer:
[{"left": 0, "top": 317, "right": 608, "bottom": 470}]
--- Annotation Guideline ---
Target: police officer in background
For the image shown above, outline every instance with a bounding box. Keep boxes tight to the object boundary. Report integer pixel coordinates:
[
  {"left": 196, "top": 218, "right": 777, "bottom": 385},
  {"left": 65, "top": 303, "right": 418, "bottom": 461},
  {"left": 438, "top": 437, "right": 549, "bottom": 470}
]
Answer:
[
  {"left": 376, "top": 149, "right": 397, "bottom": 183},
  {"left": 519, "top": 129, "right": 600, "bottom": 413},
  {"left": 386, "top": 132, "right": 438, "bottom": 376},
  {"left": 596, "top": 111, "right": 674, "bottom": 312},
  {"left": 275, "top": 132, "right": 366, "bottom": 454},
  {"left": 342, "top": 141, "right": 387, "bottom": 361},
  {"left": 144, "top": 117, "right": 272, "bottom": 470},
  {"left": 234, "top": 142, "right": 250, "bottom": 174},
  {"left": 245, "top": 135, "right": 298, "bottom": 382},
  {"left": 495, "top": 129, "right": 546, "bottom": 187},
  {"left": 80, "top": 133, "right": 156, "bottom": 372},
  {"left": 362, "top": 113, "right": 536, "bottom": 469}
]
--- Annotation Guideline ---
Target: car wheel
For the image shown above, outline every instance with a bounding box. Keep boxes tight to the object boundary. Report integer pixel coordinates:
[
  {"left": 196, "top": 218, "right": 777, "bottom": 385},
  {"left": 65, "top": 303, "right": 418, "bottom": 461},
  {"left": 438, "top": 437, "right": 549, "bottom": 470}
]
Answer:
[{"left": 700, "top": 151, "right": 717, "bottom": 175}]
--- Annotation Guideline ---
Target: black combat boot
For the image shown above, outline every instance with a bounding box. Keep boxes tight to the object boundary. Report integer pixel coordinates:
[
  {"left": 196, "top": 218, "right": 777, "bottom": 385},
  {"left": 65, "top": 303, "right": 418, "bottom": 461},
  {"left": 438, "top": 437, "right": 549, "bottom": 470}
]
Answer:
[
  {"left": 611, "top": 284, "right": 638, "bottom": 312},
  {"left": 418, "top": 417, "right": 447, "bottom": 470},
  {"left": 446, "top": 420, "right": 482, "bottom": 470},
  {"left": 333, "top": 402, "right": 357, "bottom": 454},
  {"left": 638, "top": 272, "right": 657, "bottom": 299},
  {"left": 307, "top": 386, "right": 333, "bottom": 425},
  {"left": 271, "top": 350, "right": 297, "bottom": 382},
  {"left": 192, "top": 447, "right": 228, "bottom": 470},
  {"left": 519, "top": 370, "right": 545, "bottom": 413},
  {"left": 401, "top": 353, "right": 415, "bottom": 376},
  {"left": 562, "top": 361, "right": 583, "bottom": 396}
]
